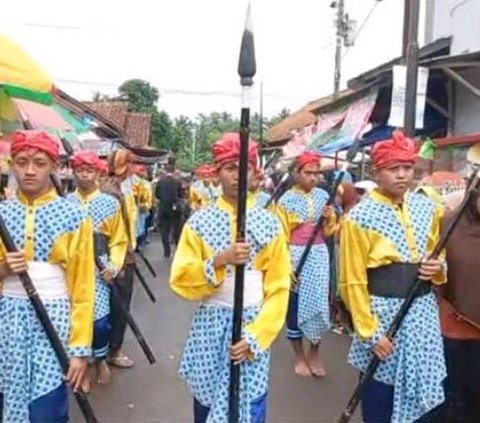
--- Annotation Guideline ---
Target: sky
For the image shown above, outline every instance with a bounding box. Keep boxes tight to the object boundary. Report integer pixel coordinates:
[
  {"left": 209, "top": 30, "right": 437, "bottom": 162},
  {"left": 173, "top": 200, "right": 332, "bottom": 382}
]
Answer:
[{"left": 1, "top": 0, "right": 420, "bottom": 119}]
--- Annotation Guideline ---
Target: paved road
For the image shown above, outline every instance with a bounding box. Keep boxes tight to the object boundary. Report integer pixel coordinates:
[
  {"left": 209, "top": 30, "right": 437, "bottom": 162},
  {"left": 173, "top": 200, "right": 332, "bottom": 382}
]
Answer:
[{"left": 72, "top": 235, "right": 361, "bottom": 423}]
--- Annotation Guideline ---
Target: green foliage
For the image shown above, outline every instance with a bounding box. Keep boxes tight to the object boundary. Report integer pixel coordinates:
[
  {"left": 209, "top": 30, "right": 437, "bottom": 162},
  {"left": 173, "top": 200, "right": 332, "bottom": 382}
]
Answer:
[
  {"left": 97, "top": 78, "right": 287, "bottom": 171},
  {"left": 118, "top": 79, "right": 159, "bottom": 112}
]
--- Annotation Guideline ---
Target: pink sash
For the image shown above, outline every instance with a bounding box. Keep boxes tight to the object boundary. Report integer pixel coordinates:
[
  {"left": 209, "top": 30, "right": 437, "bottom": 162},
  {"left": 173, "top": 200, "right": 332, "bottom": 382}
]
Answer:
[{"left": 291, "top": 222, "right": 324, "bottom": 245}]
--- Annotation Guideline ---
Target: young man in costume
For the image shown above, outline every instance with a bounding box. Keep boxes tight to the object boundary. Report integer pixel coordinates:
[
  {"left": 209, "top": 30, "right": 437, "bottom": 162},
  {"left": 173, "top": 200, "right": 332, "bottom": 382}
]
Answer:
[
  {"left": 132, "top": 164, "right": 153, "bottom": 249},
  {"left": 339, "top": 130, "right": 447, "bottom": 423},
  {"left": 249, "top": 168, "right": 270, "bottom": 208},
  {"left": 276, "top": 151, "right": 335, "bottom": 377},
  {"left": 189, "top": 164, "right": 217, "bottom": 211},
  {"left": 170, "top": 132, "right": 290, "bottom": 423},
  {"left": 0, "top": 130, "right": 95, "bottom": 423},
  {"left": 68, "top": 150, "right": 128, "bottom": 389},
  {"left": 103, "top": 149, "right": 138, "bottom": 369}
]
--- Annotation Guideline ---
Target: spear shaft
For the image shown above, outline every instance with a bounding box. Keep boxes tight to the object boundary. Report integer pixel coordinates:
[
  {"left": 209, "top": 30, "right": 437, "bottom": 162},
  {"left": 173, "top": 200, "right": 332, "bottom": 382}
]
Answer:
[{"left": 229, "top": 4, "right": 256, "bottom": 422}]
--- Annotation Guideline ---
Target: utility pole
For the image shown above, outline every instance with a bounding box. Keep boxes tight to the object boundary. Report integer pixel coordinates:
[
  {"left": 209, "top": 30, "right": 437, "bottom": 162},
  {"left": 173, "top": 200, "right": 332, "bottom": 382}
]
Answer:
[
  {"left": 403, "top": 0, "right": 420, "bottom": 137},
  {"left": 333, "top": 0, "right": 345, "bottom": 97}
]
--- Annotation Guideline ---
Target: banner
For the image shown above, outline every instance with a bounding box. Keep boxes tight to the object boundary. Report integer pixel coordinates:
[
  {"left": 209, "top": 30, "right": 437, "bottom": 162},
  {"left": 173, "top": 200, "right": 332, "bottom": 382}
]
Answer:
[{"left": 389, "top": 65, "right": 429, "bottom": 129}]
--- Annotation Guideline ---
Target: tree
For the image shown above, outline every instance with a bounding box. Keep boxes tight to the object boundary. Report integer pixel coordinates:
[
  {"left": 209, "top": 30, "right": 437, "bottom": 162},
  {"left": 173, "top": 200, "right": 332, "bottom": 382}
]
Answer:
[
  {"left": 117, "top": 79, "right": 159, "bottom": 112},
  {"left": 150, "top": 111, "right": 173, "bottom": 151}
]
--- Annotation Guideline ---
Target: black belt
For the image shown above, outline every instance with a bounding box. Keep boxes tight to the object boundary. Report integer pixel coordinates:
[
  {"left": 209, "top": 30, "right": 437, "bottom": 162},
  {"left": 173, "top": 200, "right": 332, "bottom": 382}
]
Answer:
[{"left": 367, "top": 263, "right": 431, "bottom": 299}]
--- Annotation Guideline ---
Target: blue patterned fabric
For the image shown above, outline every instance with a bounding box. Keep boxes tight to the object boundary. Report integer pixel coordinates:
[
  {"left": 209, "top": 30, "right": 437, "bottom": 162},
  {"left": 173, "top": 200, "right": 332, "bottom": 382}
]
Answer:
[
  {"left": 278, "top": 187, "right": 330, "bottom": 342},
  {"left": 180, "top": 305, "right": 269, "bottom": 423},
  {"left": 347, "top": 192, "right": 446, "bottom": 423},
  {"left": 194, "top": 392, "right": 267, "bottom": 423},
  {"left": 1, "top": 383, "right": 69, "bottom": 423},
  {"left": 92, "top": 315, "right": 112, "bottom": 359},
  {"left": 179, "top": 202, "right": 281, "bottom": 423},
  {"left": 254, "top": 191, "right": 270, "bottom": 208},
  {"left": 0, "top": 298, "right": 70, "bottom": 423},
  {"left": 0, "top": 195, "right": 84, "bottom": 262}
]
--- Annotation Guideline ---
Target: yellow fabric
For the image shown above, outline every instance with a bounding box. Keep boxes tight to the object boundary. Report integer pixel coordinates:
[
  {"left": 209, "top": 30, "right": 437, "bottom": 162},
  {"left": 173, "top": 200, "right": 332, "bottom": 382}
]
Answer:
[
  {"left": 133, "top": 177, "right": 153, "bottom": 210},
  {"left": 0, "top": 33, "right": 53, "bottom": 92},
  {"left": 76, "top": 188, "right": 128, "bottom": 271},
  {"left": 49, "top": 218, "right": 95, "bottom": 348},
  {"left": 170, "top": 196, "right": 291, "bottom": 350},
  {"left": 99, "top": 208, "right": 128, "bottom": 270},
  {"left": 189, "top": 185, "right": 209, "bottom": 210},
  {"left": 339, "top": 189, "right": 446, "bottom": 339}
]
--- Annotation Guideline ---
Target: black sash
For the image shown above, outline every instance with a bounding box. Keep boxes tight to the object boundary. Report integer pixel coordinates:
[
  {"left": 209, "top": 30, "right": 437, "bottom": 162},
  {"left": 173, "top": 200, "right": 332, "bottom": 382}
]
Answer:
[{"left": 367, "top": 263, "right": 431, "bottom": 299}]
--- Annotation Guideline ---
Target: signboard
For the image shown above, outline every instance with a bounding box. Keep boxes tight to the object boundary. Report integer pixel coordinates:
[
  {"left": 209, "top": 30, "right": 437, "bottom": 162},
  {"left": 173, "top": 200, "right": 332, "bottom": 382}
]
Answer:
[{"left": 388, "top": 65, "right": 429, "bottom": 129}]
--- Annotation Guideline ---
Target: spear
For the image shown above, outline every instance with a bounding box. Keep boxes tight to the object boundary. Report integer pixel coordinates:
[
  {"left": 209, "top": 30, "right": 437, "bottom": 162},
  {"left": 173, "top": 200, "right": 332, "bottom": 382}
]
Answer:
[
  {"left": 229, "top": 4, "right": 256, "bottom": 422},
  {"left": 337, "top": 167, "right": 480, "bottom": 423}
]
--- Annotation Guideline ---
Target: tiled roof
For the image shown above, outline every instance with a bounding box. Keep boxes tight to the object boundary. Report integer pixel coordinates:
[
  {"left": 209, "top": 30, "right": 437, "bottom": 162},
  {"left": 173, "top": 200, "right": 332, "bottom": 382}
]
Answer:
[
  {"left": 124, "top": 112, "right": 151, "bottom": 148},
  {"left": 83, "top": 101, "right": 128, "bottom": 129},
  {"left": 82, "top": 101, "right": 151, "bottom": 147}
]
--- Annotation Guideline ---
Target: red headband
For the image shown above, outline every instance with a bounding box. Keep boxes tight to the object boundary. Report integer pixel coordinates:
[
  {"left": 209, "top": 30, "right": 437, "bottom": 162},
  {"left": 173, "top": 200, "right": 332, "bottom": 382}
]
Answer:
[
  {"left": 296, "top": 151, "right": 321, "bottom": 169},
  {"left": 195, "top": 164, "right": 216, "bottom": 177},
  {"left": 70, "top": 150, "right": 103, "bottom": 170},
  {"left": 11, "top": 130, "right": 60, "bottom": 161},
  {"left": 371, "top": 130, "right": 417, "bottom": 169},
  {"left": 212, "top": 132, "right": 258, "bottom": 168},
  {"left": 131, "top": 164, "right": 147, "bottom": 176}
]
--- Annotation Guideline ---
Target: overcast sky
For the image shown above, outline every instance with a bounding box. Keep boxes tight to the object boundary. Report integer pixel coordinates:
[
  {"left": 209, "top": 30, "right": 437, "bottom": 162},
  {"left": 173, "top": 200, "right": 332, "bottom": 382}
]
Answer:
[{"left": 2, "top": 0, "right": 421, "bottom": 119}]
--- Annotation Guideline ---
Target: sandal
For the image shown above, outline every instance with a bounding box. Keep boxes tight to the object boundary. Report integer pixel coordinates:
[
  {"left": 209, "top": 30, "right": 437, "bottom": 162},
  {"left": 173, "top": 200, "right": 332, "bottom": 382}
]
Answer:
[{"left": 107, "top": 353, "right": 134, "bottom": 369}]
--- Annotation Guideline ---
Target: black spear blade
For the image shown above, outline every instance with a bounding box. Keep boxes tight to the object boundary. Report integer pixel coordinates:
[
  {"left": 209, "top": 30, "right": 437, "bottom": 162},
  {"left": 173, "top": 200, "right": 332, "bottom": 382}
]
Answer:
[{"left": 238, "top": 2, "right": 256, "bottom": 86}]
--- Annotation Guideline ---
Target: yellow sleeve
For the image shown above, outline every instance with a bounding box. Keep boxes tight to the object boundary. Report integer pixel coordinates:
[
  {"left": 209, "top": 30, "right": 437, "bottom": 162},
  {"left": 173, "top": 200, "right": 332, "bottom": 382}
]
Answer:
[
  {"left": 245, "top": 229, "right": 291, "bottom": 351},
  {"left": 274, "top": 203, "right": 302, "bottom": 239},
  {"left": 144, "top": 183, "right": 153, "bottom": 209},
  {"left": 428, "top": 203, "right": 447, "bottom": 285},
  {"left": 170, "top": 223, "right": 227, "bottom": 300},
  {"left": 339, "top": 217, "right": 379, "bottom": 340},
  {"left": 53, "top": 216, "right": 95, "bottom": 354},
  {"left": 323, "top": 210, "right": 337, "bottom": 237},
  {"left": 189, "top": 187, "right": 200, "bottom": 210},
  {"left": 124, "top": 193, "right": 138, "bottom": 249},
  {"left": 99, "top": 205, "right": 128, "bottom": 271}
]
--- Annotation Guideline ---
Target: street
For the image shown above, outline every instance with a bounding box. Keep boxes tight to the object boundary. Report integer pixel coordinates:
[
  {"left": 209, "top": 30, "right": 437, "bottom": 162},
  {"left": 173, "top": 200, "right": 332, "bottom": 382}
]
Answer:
[{"left": 72, "top": 234, "right": 361, "bottom": 423}]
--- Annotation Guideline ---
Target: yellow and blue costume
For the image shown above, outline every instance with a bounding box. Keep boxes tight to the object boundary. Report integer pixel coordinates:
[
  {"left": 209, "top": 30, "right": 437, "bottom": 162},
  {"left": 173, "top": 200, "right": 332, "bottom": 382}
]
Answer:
[
  {"left": 0, "top": 189, "right": 95, "bottom": 423},
  {"left": 170, "top": 195, "right": 290, "bottom": 423}
]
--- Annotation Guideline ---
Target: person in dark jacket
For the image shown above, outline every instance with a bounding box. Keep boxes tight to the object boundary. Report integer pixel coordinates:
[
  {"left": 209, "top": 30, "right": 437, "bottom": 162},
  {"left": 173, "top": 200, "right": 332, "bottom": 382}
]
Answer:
[{"left": 155, "top": 165, "right": 182, "bottom": 258}]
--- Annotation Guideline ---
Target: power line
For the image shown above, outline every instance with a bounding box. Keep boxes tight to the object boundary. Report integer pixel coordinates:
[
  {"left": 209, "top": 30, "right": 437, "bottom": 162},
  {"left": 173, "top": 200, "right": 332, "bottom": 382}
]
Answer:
[
  {"left": 342, "top": 1, "right": 381, "bottom": 61},
  {"left": 56, "top": 78, "right": 300, "bottom": 99}
]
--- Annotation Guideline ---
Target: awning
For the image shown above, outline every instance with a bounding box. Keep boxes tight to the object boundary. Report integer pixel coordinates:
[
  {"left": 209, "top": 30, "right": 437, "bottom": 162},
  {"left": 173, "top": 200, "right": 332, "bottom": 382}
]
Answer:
[
  {"left": 315, "top": 89, "right": 379, "bottom": 154},
  {"left": 0, "top": 33, "right": 54, "bottom": 104}
]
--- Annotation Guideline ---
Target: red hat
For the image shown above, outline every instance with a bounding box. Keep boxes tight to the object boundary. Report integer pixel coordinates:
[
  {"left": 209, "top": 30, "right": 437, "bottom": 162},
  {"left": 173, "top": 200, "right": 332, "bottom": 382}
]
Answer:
[
  {"left": 70, "top": 150, "right": 103, "bottom": 170},
  {"left": 195, "top": 164, "right": 216, "bottom": 177},
  {"left": 98, "top": 159, "right": 108, "bottom": 175},
  {"left": 131, "top": 164, "right": 147, "bottom": 176},
  {"left": 11, "top": 130, "right": 60, "bottom": 161},
  {"left": 211, "top": 132, "right": 258, "bottom": 168},
  {"left": 371, "top": 130, "right": 417, "bottom": 170},
  {"left": 296, "top": 151, "right": 321, "bottom": 169}
]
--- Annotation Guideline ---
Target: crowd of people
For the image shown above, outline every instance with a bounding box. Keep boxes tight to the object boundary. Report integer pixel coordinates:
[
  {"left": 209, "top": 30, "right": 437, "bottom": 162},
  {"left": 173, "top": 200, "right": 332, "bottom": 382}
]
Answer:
[{"left": 0, "top": 128, "right": 478, "bottom": 423}]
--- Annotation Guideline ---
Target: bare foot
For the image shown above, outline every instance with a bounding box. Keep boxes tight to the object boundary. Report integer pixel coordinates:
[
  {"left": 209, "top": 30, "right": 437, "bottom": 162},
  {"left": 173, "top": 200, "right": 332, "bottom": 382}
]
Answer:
[
  {"left": 96, "top": 360, "right": 112, "bottom": 385},
  {"left": 308, "top": 348, "right": 326, "bottom": 378},
  {"left": 294, "top": 359, "right": 312, "bottom": 377},
  {"left": 81, "top": 371, "right": 92, "bottom": 394}
]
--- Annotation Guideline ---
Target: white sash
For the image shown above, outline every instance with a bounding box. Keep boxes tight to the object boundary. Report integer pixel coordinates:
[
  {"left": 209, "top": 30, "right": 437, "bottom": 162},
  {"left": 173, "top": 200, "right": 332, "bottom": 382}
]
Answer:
[
  {"left": 203, "top": 270, "right": 264, "bottom": 308},
  {"left": 2, "top": 262, "right": 68, "bottom": 300}
]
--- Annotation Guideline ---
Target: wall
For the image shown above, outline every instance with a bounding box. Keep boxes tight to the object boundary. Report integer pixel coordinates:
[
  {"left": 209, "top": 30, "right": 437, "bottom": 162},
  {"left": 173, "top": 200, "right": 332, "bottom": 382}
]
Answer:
[
  {"left": 454, "top": 68, "right": 480, "bottom": 134},
  {"left": 425, "top": 0, "right": 480, "bottom": 54}
]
